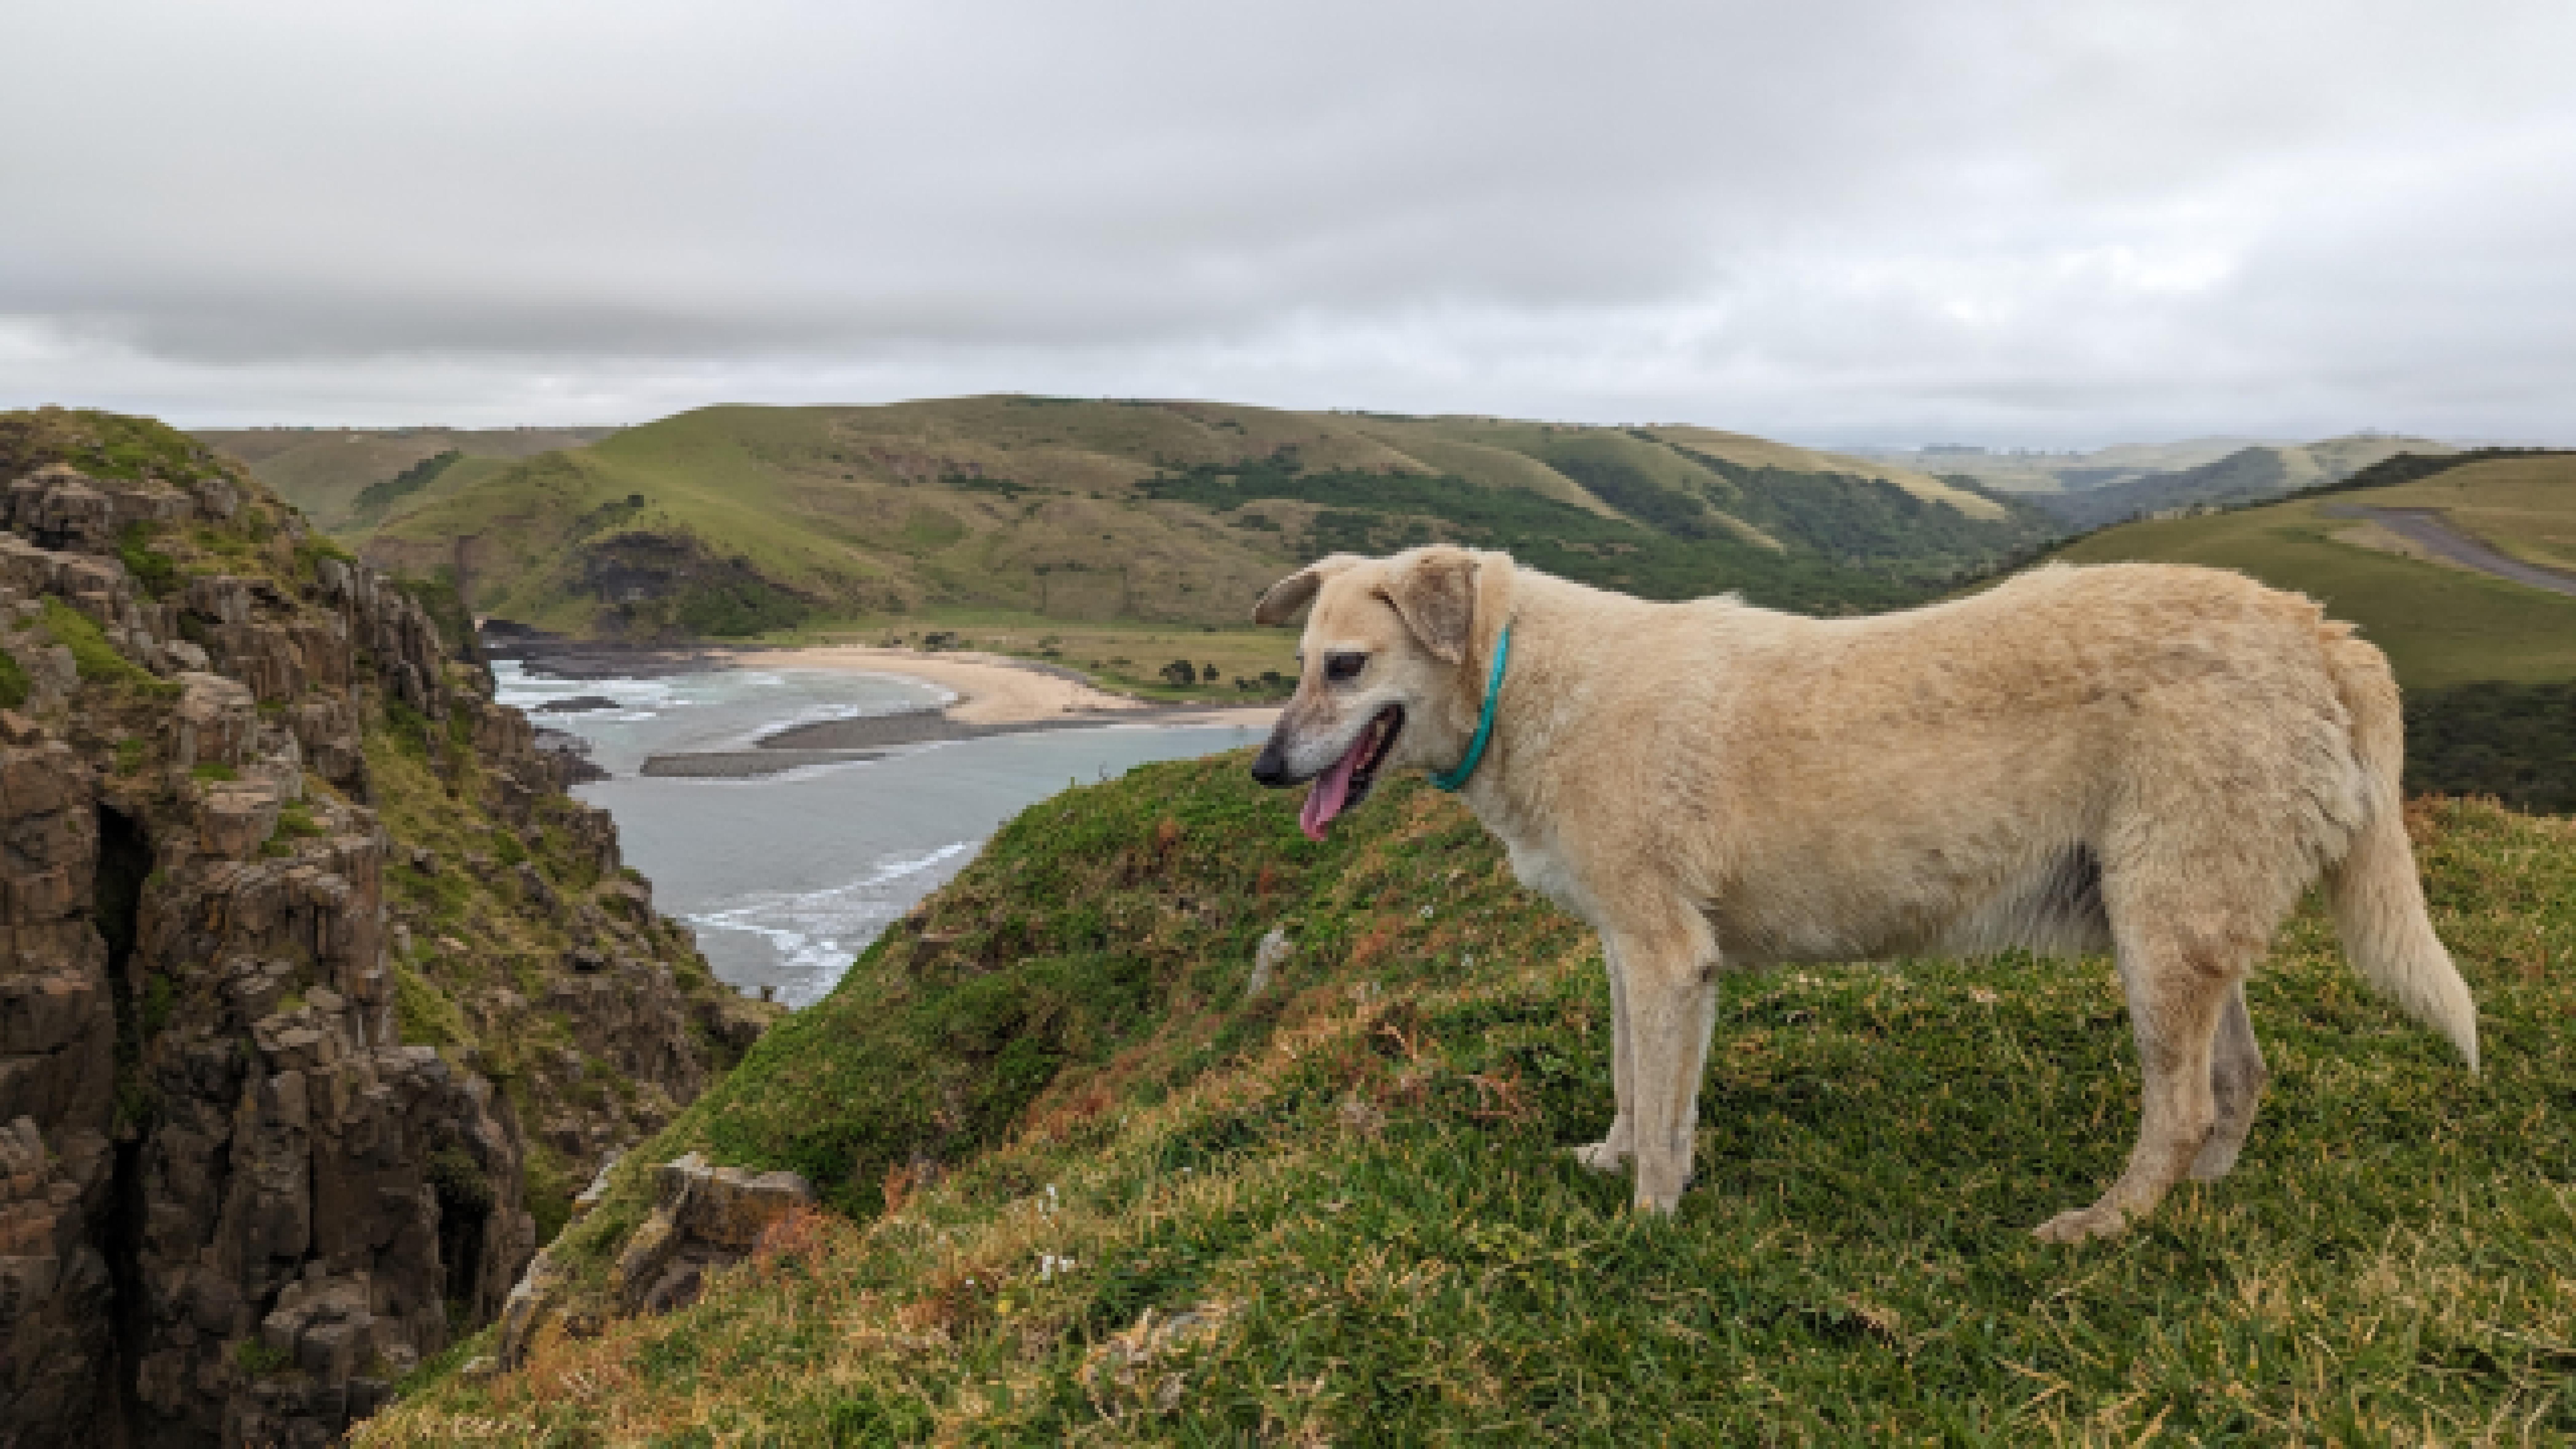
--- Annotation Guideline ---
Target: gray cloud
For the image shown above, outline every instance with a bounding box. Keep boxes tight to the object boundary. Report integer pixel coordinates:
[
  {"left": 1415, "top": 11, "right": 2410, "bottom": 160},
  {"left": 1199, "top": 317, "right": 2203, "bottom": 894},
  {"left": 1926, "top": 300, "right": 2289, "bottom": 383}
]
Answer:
[{"left": 3, "top": 0, "right": 2571, "bottom": 441}]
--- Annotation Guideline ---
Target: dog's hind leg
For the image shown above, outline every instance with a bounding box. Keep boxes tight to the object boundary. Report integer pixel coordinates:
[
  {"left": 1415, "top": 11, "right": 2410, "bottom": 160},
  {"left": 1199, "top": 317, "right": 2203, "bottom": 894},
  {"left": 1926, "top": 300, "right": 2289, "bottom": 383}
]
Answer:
[
  {"left": 1570, "top": 940, "right": 1636, "bottom": 1174},
  {"left": 2035, "top": 905, "right": 2259, "bottom": 1243},
  {"left": 1606, "top": 909, "right": 1721, "bottom": 1214},
  {"left": 2188, "top": 981, "right": 2267, "bottom": 1182}
]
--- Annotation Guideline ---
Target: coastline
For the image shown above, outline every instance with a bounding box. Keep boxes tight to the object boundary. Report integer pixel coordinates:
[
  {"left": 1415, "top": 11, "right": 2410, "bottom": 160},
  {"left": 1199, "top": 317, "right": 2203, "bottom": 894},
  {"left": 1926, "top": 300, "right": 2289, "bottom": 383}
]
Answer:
[
  {"left": 563, "top": 644, "right": 1280, "bottom": 778},
  {"left": 499, "top": 638, "right": 1281, "bottom": 778},
  {"left": 716, "top": 643, "right": 1281, "bottom": 731}
]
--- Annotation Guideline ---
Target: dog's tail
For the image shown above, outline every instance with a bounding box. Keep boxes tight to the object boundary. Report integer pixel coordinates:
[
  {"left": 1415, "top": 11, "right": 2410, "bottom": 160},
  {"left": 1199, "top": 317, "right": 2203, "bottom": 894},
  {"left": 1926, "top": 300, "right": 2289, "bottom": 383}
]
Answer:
[{"left": 2320, "top": 626, "right": 2479, "bottom": 1071}]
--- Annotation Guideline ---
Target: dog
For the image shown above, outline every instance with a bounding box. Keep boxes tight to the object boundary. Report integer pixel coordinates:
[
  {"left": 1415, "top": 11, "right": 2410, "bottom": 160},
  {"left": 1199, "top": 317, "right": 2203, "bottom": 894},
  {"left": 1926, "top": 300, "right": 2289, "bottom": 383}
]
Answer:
[{"left": 1248, "top": 546, "right": 2478, "bottom": 1241}]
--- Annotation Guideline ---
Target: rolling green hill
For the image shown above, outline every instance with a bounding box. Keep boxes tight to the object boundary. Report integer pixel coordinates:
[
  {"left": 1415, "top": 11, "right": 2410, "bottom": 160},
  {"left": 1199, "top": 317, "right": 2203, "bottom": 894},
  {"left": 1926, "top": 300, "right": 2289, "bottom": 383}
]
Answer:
[
  {"left": 363, "top": 756, "right": 2572, "bottom": 1444},
  {"left": 275, "top": 399, "right": 2055, "bottom": 639},
  {"left": 194, "top": 425, "right": 616, "bottom": 532}
]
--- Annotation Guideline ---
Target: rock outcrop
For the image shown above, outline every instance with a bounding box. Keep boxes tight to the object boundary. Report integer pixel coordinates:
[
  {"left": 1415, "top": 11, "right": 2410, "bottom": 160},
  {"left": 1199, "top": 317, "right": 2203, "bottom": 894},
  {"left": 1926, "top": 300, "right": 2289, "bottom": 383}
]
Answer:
[
  {"left": 0, "top": 408, "right": 774, "bottom": 1446},
  {"left": 492, "top": 1150, "right": 815, "bottom": 1372}
]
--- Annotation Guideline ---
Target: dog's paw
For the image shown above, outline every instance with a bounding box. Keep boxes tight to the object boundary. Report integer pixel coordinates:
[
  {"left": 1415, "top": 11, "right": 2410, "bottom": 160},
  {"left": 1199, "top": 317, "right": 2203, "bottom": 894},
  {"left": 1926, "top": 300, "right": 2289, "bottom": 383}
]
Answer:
[
  {"left": 1567, "top": 1141, "right": 1630, "bottom": 1175},
  {"left": 2187, "top": 1131, "right": 2249, "bottom": 1183},
  {"left": 1631, "top": 1177, "right": 1703, "bottom": 1215},
  {"left": 2031, "top": 1204, "right": 2130, "bottom": 1244}
]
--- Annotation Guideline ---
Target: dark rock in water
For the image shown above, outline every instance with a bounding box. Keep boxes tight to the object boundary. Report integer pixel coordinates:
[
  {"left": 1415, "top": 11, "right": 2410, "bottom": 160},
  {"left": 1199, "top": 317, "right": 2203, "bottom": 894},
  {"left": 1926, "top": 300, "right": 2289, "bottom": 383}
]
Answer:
[
  {"left": 534, "top": 726, "right": 611, "bottom": 783},
  {"left": 480, "top": 619, "right": 724, "bottom": 680},
  {"left": 638, "top": 748, "right": 882, "bottom": 778},
  {"left": 536, "top": 694, "right": 622, "bottom": 714}
]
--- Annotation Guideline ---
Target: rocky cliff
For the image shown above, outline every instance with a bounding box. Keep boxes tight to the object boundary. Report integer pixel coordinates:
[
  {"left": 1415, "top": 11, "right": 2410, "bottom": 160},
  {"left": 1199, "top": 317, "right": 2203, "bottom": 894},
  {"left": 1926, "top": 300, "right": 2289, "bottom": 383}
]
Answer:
[{"left": 0, "top": 408, "right": 773, "bottom": 1447}]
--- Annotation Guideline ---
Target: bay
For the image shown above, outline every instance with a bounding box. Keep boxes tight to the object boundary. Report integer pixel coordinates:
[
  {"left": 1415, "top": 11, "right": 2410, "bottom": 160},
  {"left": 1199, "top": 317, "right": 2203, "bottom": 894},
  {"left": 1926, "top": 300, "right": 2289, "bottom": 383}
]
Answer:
[{"left": 495, "top": 661, "right": 1266, "bottom": 1007}]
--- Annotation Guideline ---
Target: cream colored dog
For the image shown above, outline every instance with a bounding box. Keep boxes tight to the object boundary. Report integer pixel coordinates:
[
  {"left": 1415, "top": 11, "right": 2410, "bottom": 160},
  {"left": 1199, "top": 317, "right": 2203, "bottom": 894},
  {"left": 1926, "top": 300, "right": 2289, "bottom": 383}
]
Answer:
[{"left": 1248, "top": 546, "right": 2478, "bottom": 1241}]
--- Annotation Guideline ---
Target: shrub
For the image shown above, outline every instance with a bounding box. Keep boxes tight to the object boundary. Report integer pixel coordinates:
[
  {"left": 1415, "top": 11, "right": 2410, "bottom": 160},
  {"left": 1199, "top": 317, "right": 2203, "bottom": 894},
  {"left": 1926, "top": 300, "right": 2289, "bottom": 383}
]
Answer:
[
  {"left": 117, "top": 525, "right": 180, "bottom": 598},
  {"left": 425, "top": 1144, "right": 496, "bottom": 1219},
  {"left": 233, "top": 1338, "right": 293, "bottom": 1378}
]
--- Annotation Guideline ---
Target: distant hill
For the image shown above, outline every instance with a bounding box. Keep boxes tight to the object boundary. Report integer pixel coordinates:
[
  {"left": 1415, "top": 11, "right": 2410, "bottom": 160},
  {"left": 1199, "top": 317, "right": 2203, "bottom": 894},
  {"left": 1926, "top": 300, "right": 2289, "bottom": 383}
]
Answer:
[
  {"left": 247, "top": 397, "right": 2056, "bottom": 640},
  {"left": 1844, "top": 436, "right": 2285, "bottom": 495},
  {"left": 2030, "top": 434, "right": 2455, "bottom": 530},
  {"left": 194, "top": 425, "right": 618, "bottom": 531},
  {"left": 2050, "top": 451, "right": 2576, "bottom": 689}
]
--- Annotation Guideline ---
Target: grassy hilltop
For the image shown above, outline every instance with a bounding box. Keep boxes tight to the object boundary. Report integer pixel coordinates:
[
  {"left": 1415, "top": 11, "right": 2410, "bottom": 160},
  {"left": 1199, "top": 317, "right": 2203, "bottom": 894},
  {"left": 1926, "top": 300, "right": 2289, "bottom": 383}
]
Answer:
[
  {"left": 229, "top": 398, "right": 2055, "bottom": 644},
  {"left": 365, "top": 755, "right": 2573, "bottom": 1444}
]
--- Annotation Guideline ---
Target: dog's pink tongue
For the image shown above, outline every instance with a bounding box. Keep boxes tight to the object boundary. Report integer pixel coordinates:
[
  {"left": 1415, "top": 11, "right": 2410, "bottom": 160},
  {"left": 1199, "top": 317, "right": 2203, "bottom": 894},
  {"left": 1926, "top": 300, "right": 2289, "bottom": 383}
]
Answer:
[{"left": 1298, "top": 734, "right": 1368, "bottom": 842}]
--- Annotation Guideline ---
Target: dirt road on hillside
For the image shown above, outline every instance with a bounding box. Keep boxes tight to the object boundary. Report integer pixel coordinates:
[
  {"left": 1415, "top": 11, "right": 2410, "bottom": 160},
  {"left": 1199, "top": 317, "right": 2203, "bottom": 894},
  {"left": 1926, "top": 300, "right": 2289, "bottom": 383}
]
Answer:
[{"left": 2334, "top": 506, "right": 2576, "bottom": 597}]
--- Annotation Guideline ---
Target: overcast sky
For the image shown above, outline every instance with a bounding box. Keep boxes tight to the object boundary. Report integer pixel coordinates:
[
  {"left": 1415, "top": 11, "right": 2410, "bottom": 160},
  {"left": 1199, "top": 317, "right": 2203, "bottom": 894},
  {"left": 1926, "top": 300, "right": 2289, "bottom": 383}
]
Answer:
[{"left": 3, "top": 1, "right": 2571, "bottom": 445}]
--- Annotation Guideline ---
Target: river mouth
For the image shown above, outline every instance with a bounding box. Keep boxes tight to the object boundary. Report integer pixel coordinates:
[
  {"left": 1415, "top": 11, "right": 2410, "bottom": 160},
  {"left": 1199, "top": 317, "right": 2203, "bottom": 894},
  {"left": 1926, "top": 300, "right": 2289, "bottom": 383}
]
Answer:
[{"left": 495, "top": 661, "right": 1265, "bottom": 1007}]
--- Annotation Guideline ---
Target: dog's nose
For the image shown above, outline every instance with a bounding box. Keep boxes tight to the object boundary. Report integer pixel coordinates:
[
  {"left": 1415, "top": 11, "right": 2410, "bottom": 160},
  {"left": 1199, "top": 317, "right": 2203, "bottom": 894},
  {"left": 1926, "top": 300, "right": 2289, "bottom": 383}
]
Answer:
[{"left": 1250, "top": 739, "right": 1290, "bottom": 788}]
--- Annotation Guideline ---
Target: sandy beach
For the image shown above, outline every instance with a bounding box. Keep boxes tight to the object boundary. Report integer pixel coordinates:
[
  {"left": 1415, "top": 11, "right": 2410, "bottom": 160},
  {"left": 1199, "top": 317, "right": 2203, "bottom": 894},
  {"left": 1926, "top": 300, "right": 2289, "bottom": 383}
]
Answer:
[{"left": 720, "top": 644, "right": 1281, "bottom": 730}]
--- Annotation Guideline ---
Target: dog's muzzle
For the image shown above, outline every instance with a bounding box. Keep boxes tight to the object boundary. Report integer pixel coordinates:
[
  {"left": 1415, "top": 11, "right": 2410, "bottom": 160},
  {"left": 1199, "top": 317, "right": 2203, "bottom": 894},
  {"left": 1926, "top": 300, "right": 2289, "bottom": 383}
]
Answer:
[{"left": 1253, "top": 706, "right": 1405, "bottom": 841}]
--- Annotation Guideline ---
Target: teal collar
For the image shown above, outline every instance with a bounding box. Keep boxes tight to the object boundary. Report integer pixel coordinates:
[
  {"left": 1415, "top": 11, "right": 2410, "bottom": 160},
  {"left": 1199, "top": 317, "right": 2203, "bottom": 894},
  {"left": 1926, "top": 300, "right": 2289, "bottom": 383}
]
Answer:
[{"left": 1428, "top": 623, "right": 1510, "bottom": 793}]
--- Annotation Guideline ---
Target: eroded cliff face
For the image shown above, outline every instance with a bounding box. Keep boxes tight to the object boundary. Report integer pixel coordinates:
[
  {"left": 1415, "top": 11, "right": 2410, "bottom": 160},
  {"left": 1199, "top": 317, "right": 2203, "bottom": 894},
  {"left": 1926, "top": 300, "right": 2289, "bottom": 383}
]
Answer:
[{"left": 0, "top": 409, "right": 772, "bottom": 1447}]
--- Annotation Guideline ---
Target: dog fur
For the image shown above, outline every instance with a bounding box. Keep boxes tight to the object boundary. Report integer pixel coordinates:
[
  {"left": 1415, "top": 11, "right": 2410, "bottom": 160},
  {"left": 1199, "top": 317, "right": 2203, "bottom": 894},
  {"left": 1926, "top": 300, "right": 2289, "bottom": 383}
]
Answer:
[{"left": 1249, "top": 546, "right": 2479, "bottom": 1241}]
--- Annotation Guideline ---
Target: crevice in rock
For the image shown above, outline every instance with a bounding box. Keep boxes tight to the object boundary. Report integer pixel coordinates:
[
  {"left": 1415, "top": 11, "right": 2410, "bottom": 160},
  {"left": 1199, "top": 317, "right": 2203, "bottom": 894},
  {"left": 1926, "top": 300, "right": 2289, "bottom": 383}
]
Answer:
[
  {"left": 93, "top": 801, "right": 154, "bottom": 1444},
  {"left": 429, "top": 1137, "right": 494, "bottom": 1321}
]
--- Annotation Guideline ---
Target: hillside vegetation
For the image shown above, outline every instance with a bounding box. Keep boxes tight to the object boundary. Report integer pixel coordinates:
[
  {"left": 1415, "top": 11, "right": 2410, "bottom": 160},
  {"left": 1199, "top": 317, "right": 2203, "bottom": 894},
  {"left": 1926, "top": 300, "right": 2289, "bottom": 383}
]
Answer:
[
  {"left": 260, "top": 399, "right": 2054, "bottom": 640},
  {"left": 365, "top": 755, "right": 2569, "bottom": 1443}
]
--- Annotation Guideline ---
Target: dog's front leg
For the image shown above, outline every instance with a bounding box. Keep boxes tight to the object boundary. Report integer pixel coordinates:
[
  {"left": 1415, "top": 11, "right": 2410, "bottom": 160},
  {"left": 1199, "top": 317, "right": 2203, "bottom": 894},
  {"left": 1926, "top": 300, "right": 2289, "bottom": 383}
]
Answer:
[
  {"left": 1570, "top": 939, "right": 1635, "bottom": 1173},
  {"left": 1606, "top": 913, "right": 1721, "bottom": 1214}
]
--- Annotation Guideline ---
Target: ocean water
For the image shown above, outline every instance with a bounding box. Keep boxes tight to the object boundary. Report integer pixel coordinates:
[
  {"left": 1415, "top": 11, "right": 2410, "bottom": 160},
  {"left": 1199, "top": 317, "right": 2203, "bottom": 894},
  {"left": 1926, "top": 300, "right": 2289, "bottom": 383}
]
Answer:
[{"left": 494, "top": 662, "right": 1267, "bottom": 1007}]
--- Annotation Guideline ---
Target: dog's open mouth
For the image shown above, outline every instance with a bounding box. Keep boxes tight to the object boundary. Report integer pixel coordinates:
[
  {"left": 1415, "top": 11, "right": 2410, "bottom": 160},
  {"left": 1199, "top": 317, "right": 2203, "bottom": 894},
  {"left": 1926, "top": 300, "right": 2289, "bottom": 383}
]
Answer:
[{"left": 1300, "top": 705, "right": 1404, "bottom": 841}]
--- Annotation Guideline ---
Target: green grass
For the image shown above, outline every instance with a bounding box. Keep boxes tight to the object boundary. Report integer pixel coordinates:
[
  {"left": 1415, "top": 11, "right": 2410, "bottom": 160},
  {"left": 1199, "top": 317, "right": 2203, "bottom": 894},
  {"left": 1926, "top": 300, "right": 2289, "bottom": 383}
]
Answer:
[
  {"left": 365, "top": 758, "right": 2573, "bottom": 1445},
  {"left": 39, "top": 597, "right": 178, "bottom": 697},
  {"left": 0, "top": 649, "right": 27, "bottom": 710},
  {"left": 0, "top": 406, "right": 231, "bottom": 487},
  {"left": 2356, "top": 453, "right": 2576, "bottom": 575},
  {"left": 117, "top": 524, "right": 180, "bottom": 598},
  {"left": 2054, "top": 494, "right": 2576, "bottom": 687}
]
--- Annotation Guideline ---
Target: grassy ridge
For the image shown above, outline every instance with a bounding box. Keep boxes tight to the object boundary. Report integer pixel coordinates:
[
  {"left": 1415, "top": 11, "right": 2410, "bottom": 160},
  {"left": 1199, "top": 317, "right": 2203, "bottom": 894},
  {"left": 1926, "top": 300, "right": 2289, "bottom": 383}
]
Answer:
[
  {"left": 365, "top": 758, "right": 2572, "bottom": 1444},
  {"left": 302, "top": 399, "right": 2052, "bottom": 640},
  {"left": 194, "top": 426, "right": 614, "bottom": 531}
]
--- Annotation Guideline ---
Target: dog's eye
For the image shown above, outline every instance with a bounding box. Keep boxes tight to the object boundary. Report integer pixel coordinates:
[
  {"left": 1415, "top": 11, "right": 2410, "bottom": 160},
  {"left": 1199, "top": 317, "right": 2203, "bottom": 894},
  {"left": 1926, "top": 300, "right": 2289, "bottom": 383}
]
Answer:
[{"left": 1325, "top": 652, "right": 1367, "bottom": 682}]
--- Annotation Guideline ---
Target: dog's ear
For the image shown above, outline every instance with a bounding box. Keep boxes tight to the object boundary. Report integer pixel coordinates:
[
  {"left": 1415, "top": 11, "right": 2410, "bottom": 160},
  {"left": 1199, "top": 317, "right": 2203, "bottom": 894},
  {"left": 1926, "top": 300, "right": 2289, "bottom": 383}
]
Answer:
[
  {"left": 1379, "top": 547, "right": 1482, "bottom": 664},
  {"left": 1252, "top": 554, "right": 1363, "bottom": 626}
]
